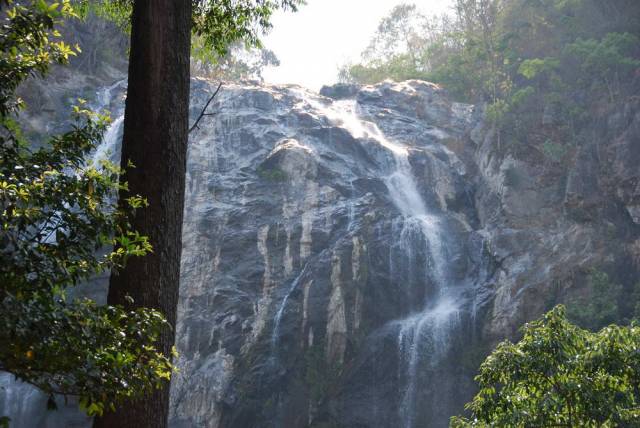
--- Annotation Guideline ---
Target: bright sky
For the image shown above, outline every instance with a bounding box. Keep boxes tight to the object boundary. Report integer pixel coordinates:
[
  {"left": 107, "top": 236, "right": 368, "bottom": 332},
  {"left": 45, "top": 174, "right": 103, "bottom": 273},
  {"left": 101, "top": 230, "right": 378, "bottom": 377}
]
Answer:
[{"left": 262, "top": 0, "right": 454, "bottom": 90}]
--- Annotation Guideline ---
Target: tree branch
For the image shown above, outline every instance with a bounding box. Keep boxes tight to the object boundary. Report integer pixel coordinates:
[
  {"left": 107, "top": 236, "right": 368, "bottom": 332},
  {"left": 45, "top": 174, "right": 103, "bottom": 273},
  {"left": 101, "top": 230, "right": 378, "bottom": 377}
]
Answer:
[{"left": 188, "top": 82, "right": 222, "bottom": 134}]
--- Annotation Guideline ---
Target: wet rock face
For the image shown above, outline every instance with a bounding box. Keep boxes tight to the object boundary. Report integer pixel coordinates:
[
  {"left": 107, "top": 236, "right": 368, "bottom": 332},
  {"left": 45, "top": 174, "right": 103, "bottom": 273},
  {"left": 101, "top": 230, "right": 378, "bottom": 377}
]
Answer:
[
  {"left": 606, "top": 102, "right": 640, "bottom": 225},
  {"left": 4, "top": 77, "right": 638, "bottom": 428},
  {"left": 170, "top": 79, "right": 491, "bottom": 428},
  {"left": 171, "top": 79, "right": 640, "bottom": 428}
]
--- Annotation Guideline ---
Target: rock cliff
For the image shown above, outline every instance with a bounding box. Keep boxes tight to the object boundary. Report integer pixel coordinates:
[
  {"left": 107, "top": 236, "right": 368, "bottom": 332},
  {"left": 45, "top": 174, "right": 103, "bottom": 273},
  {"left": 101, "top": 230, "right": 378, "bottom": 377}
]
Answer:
[
  {"left": 1, "top": 76, "right": 639, "bottom": 428},
  {"left": 170, "top": 79, "right": 489, "bottom": 428}
]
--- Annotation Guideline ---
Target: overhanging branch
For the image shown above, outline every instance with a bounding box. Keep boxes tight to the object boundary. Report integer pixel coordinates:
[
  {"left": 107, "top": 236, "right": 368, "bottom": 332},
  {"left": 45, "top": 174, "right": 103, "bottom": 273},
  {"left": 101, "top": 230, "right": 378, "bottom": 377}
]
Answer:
[{"left": 189, "top": 82, "right": 223, "bottom": 134}]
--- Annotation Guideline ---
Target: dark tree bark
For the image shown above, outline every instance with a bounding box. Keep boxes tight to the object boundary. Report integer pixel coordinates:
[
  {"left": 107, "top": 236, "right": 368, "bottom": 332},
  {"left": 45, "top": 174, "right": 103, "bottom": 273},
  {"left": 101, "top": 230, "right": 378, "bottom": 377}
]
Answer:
[{"left": 94, "top": 1, "right": 192, "bottom": 427}]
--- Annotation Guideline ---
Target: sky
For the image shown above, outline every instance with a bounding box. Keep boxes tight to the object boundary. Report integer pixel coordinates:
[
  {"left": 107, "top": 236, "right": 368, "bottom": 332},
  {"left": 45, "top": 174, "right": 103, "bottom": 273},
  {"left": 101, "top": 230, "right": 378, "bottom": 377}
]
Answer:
[{"left": 262, "top": 0, "right": 454, "bottom": 91}]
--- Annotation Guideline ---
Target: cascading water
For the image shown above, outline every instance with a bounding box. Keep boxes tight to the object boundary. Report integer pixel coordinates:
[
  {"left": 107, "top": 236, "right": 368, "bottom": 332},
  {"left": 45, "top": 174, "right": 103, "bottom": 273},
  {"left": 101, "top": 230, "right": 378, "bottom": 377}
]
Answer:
[
  {"left": 386, "top": 154, "right": 461, "bottom": 428},
  {"left": 272, "top": 262, "right": 311, "bottom": 349},
  {"left": 91, "top": 115, "right": 124, "bottom": 165},
  {"left": 0, "top": 79, "right": 126, "bottom": 428},
  {"left": 90, "top": 79, "right": 126, "bottom": 166},
  {"left": 286, "top": 92, "right": 466, "bottom": 428},
  {"left": 39, "top": 79, "right": 126, "bottom": 246},
  {"left": 334, "top": 101, "right": 462, "bottom": 428}
]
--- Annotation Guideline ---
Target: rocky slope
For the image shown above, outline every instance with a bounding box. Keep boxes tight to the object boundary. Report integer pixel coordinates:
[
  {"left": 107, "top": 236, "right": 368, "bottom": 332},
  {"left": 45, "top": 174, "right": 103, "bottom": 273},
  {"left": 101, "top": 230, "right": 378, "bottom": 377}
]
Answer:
[{"left": 1, "top": 75, "right": 639, "bottom": 428}]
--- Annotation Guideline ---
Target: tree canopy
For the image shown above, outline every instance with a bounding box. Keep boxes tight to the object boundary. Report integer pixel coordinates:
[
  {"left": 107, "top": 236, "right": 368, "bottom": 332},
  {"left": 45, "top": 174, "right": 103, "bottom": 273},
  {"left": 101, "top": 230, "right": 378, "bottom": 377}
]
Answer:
[
  {"left": 451, "top": 305, "right": 640, "bottom": 427},
  {"left": 341, "top": 0, "right": 640, "bottom": 158},
  {"left": 81, "top": 0, "right": 302, "bottom": 57},
  {"left": 191, "top": 39, "right": 280, "bottom": 81},
  {"left": 0, "top": 0, "right": 174, "bottom": 419}
]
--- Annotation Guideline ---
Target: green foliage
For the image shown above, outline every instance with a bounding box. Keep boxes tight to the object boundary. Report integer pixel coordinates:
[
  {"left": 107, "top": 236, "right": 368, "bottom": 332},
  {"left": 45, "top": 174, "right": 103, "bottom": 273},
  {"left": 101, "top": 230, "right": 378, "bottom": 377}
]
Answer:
[
  {"left": 79, "top": 1, "right": 301, "bottom": 82},
  {"left": 341, "top": 0, "right": 640, "bottom": 159},
  {"left": 257, "top": 166, "right": 287, "bottom": 182},
  {"left": 85, "top": 0, "right": 303, "bottom": 57},
  {"left": 75, "top": 0, "right": 131, "bottom": 31},
  {"left": 451, "top": 305, "right": 640, "bottom": 427},
  {"left": 191, "top": 0, "right": 303, "bottom": 57},
  {"left": 339, "top": 4, "right": 450, "bottom": 88},
  {"left": 509, "top": 86, "right": 535, "bottom": 107},
  {"left": 518, "top": 57, "right": 560, "bottom": 80},
  {"left": 191, "top": 37, "right": 280, "bottom": 81},
  {"left": 485, "top": 99, "right": 510, "bottom": 127},
  {"left": 1, "top": 0, "right": 174, "bottom": 417},
  {"left": 0, "top": 0, "right": 80, "bottom": 116},
  {"left": 567, "top": 269, "right": 640, "bottom": 330},
  {"left": 339, "top": 54, "right": 428, "bottom": 86},
  {"left": 565, "top": 32, "right": 640, "bottom": 100}
]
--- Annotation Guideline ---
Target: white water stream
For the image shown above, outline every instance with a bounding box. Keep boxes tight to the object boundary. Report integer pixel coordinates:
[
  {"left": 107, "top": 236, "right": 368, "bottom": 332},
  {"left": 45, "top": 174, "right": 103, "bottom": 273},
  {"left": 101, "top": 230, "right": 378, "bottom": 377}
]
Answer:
[
  {"left": 0, "top": 80, "right": 126, "bottom": 428},
  {"left": 90, "top": 79, "right": 126, "bottom": 166},
  {"left": 271, "top": 262, "right": 310, "bottom": 348},
  {"left": 286, "top": 92, "right": 463, "bottom": 428}
]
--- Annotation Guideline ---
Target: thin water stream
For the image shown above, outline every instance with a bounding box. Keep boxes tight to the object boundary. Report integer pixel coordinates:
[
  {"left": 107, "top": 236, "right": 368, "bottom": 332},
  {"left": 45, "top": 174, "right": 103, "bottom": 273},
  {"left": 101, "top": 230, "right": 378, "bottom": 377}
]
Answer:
[
  {"left": 0, "top": 79, "right": 126, "bottom": 428},
  {"left": 90, "top": 79, "right": 126, "bottom": 166}
]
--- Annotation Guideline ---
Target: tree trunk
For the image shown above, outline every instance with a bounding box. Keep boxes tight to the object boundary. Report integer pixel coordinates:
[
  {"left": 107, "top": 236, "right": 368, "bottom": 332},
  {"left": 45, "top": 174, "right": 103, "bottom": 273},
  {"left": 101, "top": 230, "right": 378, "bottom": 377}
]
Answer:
[{"left": 93, "top": 1, "right": 191, "bottom": 427}]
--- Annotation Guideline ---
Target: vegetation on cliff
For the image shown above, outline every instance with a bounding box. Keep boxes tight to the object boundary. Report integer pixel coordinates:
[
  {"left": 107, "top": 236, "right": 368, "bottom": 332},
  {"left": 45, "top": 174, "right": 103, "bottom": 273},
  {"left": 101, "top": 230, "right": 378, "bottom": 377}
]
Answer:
[
  {"left": 2, "top": 0, "right": 639, "bottom": 427},
  {"left": 341, "top": 0, "right": 640, "bottom": 156}
]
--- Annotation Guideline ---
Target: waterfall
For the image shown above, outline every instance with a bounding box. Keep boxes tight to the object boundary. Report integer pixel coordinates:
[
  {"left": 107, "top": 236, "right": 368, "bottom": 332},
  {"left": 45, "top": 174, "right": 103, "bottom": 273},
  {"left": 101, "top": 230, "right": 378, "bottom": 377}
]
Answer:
[
  {"left": 291, "top": 92, "right": 464, "bottom": 428},
  {"left": 386, "top": 156, "right": 457, "bottom": 428},
  {"left": 0, "top": 79, "right": 126, "bottom": 428},
  {"left": 91, "top": 115, "right": 124, "bottom": 166},
  {"left": 271, "top": 262, "right": 310, "bottom": 349},
  {"left": 90, "top": 79, "right": 126, "bottom": 166},
  {"left": 94, "top": 79, "right": 125, "bottom": 111},
  {"left": 332, "top": 101, "right": 460, "bottom": 428}
]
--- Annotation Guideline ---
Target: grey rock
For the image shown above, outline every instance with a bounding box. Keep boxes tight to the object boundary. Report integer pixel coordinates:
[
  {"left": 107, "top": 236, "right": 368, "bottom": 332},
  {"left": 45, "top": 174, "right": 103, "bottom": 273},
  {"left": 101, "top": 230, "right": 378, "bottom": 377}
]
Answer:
[
  {"left": 319, "top": 83, "right": 360, "bottom": 100},
  {"left": 3, "top": 77, "right": 640, "bottom": 428}
]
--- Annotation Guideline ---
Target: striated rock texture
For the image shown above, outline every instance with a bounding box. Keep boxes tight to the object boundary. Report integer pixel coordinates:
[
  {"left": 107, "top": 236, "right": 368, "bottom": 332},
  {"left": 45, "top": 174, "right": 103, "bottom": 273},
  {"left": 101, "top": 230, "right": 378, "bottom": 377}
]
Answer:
[
  {"left": 469, "top": 96, "right": 640, "bottom": 343},
  {"left": 169, "top": 79, "right": 492, "bottom": 428},
  {"left": 1, "top": 77, "right": 639, "bottom": 428},
  {"left": 170, "top": 78, "right": 640, "bottom": 428}
]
